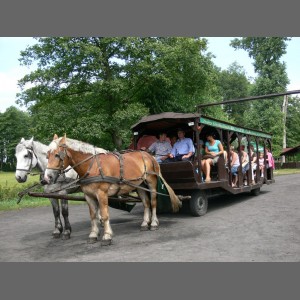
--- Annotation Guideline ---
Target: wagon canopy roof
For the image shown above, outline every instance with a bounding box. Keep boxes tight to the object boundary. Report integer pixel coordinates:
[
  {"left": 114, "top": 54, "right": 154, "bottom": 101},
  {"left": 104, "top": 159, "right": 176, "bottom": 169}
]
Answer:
[
  {"left": 131, "top": 112, "right": 199, "bottom": 134},
  {"left": 131, "top": 112, "right": 272, "bottom": 139},
  {"left": 131, "top": 112, "right": 198, "bottom": 127}
]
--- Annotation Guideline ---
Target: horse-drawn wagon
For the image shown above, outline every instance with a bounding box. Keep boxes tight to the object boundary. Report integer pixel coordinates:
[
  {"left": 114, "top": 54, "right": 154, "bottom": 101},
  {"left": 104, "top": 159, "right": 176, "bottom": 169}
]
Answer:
[
  {"left": 18, "top": 90, "right": 292, "bottom": 244},
  {"left": 131, "top": 112, "right": 275, "bottom": 217}
]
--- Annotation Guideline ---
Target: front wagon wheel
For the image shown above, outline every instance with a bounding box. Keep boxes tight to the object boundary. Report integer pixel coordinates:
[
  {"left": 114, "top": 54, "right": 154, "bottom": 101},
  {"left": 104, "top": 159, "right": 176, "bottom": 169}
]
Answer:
[{"left": 189, "top": 190, "right": 208, "bottom": 217}]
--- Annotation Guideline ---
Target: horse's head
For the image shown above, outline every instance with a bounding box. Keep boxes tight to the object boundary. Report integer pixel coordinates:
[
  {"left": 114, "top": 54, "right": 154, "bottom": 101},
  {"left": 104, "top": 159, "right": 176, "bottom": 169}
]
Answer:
[
  {"left": 44, "top": 134, "right": 71, "bottom": 184},
  {"left": 15, "top": 137, "right": 38, "bottom": 183}
]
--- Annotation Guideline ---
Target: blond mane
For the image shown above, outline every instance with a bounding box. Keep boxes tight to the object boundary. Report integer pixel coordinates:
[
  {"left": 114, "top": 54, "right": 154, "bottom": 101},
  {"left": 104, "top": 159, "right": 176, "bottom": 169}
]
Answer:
[{"left": 49, "top": 137, "right": 107, "bottom": 155}]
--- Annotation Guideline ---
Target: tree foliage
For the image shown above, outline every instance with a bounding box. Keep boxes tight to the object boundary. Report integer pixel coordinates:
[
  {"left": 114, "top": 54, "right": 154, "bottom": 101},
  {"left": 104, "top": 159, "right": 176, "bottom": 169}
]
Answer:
[
  {"left": 216, "top": 62, "right": 251, "bottom": 125},
  {"left": 0, "top": 107, "right": 32, "bottom": 170},
  {"left": 0, "top": 36, "right": 295, "bottom": 168},
  {"left": 230, "top": 37, "right": 290, "bottom": 156},
  {"left": 17, "top": 37, "right": 220, "bottom": 149},
  {"left": 286, "top": 96, "right": 300, "bottom": 147}
]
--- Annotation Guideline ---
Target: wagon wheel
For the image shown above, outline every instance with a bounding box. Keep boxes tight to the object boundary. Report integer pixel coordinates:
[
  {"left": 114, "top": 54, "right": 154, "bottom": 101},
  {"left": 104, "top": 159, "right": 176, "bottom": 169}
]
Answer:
[
  {"left": 251, "top": 187, "right": 260, "bottom": 196},
  {"left": 189, "top": 190, "right": 208, "bottom": 217}
]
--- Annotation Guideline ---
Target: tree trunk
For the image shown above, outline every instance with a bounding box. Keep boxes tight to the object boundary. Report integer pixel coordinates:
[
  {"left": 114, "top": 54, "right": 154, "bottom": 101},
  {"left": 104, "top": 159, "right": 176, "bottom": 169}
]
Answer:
[
  {"left": 282, "top": 95, "right": 288, "bottom": 164},
  {"left": 112, "top": 133, "right": 123, "bottom": 150}
]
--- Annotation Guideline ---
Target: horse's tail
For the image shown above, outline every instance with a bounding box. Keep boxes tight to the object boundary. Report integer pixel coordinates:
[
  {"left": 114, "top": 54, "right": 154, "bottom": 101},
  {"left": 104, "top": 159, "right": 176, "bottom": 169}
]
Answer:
[{"left": 156, "top": 165, "right": 182, "bottom": 213}]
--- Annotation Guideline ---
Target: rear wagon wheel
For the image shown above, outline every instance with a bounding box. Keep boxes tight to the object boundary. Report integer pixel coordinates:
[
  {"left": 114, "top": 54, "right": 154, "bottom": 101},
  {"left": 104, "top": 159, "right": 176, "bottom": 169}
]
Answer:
[
  {"left": 251, "top": 187, "right": 260, "bottom": 196},
  {"left": 189, "top": 190, "right": 208, "bottom": 216}
]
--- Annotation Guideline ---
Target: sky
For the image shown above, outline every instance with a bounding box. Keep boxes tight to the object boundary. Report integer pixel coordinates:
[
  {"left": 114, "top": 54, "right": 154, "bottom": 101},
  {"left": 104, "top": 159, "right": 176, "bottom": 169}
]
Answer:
[{"left": 0, "top": 37, "right": 299, "bottom": 113}]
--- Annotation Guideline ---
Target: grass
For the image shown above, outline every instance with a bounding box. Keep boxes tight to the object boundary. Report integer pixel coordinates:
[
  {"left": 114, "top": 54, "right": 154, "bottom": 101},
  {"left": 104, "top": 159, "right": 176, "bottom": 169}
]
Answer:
[
  {"left": 1, "top": 168, "right": 300, "bottom": 211},
  {"left": 0, "top": 172, "right": 84, "bottom": 211},
  {"left": 0, "top": 171, "right": 40, "bottom": 187},
  {"left": 273, "top": 168, "right": 300, "bottom": 176}
]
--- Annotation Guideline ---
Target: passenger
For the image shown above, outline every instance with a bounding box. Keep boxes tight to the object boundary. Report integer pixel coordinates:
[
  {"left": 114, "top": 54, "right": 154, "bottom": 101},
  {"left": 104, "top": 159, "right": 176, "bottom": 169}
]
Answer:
[
  {"left": 266, "top": 148, "right": 275, "bottom": 170},
  {"left": 194, "top": 139, "right": 206, "bottom": 180},
  {"left": 229, "top": 146, "right": 240, "bottom": 187},
  {"left": 249, "top": 145, "right": 257, "bottom": 184},
  {"left": 239, "top": 145, "right": 250, "bottom": 185},
  {"left": 199, "top": 139, "right": 205, "bottom": 156},
  {"left": 194, "top": 139, "right": 205, "bottom": 156},
  {"left": 202, "top": 132, "right": 224, "bottom": 182},
  {"left": 258, "top": 152, "right": 265, "bottom": 177},
  {"left": 167, "top": 128, "right": 195, "bottom": 162},
  {"left": 170, "top": 135, "right": 177, "bottom": 147},
  {"left": 144, "top": 132, "right": 172, "bottom": 163}
]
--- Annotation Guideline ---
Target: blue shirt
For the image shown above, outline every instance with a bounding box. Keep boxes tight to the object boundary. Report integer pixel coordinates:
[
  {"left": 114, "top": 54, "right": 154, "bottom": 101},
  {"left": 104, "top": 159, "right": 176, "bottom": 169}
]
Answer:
[
  {"left": 205, "top": 140, "right": 221, "bottom": 153},
  {"left": 171, "top": 138, "right": 195, "bottom": 156}
]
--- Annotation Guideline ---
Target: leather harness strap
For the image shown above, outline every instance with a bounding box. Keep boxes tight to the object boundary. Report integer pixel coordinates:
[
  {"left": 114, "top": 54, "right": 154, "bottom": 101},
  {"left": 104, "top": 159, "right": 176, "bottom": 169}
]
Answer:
[
  {"left": 78, "top": 174, "right": 169, "bottom": 197},
  {"left": 51, "top": 148, "right": 168, "bottom": 196}
]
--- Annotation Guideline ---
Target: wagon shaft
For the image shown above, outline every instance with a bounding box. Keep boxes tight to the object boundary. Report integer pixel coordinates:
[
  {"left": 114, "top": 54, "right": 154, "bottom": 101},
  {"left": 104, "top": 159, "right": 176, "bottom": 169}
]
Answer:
[
  {"left": 28, "top": 192, "right": 85, "bottom": 201},
  {"left": 28, "top": 192, "right": 141, "bottom": 202}
]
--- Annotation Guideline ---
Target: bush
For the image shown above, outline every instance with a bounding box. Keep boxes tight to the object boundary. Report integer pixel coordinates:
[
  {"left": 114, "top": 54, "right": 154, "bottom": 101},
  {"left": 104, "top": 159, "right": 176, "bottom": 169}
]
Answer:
[{"left": 0, "top": 182, "right": 43, "bottom": 201}]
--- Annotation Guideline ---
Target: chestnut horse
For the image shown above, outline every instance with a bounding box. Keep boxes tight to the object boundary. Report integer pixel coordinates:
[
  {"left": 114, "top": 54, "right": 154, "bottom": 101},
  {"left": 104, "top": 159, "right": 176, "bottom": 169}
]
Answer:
[{"left": 44, "top": 134, "right": 181, "bottom": 245}]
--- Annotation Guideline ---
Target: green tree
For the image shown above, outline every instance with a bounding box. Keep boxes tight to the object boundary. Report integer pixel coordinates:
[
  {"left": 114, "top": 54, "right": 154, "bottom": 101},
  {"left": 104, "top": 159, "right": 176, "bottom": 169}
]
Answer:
[
  {"left": 217, "top": 62, "right": 251, "bottom": 125},
  {"left": 17, "top": 37, "right": 219, "bottom": 149},
  {"left": 286, "top": 96, "right": 300, "bottom": 147},
  {"left": 230, "top": 37, "right": 290, "bottom": 156},
  {"left": 0, "top": 107, "right": 32, "bottom": 170}
]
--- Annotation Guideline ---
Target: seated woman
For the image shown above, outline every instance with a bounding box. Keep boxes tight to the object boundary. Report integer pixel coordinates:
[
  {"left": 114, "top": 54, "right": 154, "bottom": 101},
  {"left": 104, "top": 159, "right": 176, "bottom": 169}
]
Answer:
[
  {"left": 201, "top": 132, "right": 224, "bottom": 182},
  {"left": 239, "top": 145, "right": 250, "bottom": 185}
]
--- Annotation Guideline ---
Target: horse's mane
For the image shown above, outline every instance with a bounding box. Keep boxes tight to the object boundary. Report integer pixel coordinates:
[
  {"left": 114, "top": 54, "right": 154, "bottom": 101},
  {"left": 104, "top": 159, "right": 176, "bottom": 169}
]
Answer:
[
  {"left": 16, "top": 139, "right": 49, "bottom": 156},
  {"left": 49, "top": 137, "right": 107, "bottom": 155}
]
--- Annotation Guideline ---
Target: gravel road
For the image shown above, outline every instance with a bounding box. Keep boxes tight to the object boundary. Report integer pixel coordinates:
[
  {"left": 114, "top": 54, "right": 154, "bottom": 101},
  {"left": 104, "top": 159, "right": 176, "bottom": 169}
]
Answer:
[{"left": 0, "top": 174, "right": 299, "bottom": 262}]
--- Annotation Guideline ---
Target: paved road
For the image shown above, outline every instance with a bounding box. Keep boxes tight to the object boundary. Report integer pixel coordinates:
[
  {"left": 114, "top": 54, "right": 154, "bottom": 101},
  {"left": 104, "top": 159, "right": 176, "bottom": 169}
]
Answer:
[{"left": 0, "top": 174, "right": 299, "bottom": 262}]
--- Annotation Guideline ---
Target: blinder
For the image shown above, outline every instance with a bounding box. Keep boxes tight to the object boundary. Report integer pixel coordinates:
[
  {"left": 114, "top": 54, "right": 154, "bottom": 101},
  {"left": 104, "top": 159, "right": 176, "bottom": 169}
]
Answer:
[
  {"left": 58, "top": 150, "right": 66, "bottom": 160},
  {"left": 46, "top": 143, "right": 69, "bottom": 173}
]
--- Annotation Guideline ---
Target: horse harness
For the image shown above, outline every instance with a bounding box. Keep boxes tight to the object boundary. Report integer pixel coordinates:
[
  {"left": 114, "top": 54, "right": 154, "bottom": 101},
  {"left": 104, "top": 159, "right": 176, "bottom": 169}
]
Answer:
[{"left": 48, "top": 144, "right": 167, "bottom": 196}]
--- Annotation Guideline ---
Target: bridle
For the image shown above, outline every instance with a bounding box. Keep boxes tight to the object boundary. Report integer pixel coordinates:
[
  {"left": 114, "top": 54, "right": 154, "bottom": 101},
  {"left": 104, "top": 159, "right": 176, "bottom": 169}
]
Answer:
[
  {"left": 46, "top": 143, "right": 95, "bottom": 174},
  {"left": 45, "top": 142, "right": 97, "bottom": 190},
  {"left": 46, "top": 143, "right": 69, "bottom": 175},
  {"left": 16, "top": 146, "right": 39, "bottom": 174}
]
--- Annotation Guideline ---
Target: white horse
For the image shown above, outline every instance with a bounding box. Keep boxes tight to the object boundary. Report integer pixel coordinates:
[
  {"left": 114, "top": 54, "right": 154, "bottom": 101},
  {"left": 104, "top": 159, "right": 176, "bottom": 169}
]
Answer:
[{"left": 15, "top": 137, "right": 80, "bottom": 239}]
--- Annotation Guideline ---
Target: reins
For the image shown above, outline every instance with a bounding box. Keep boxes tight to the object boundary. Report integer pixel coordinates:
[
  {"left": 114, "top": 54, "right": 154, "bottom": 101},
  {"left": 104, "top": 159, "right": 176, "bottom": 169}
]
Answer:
[{"left": 17, "top": 182, "right": 43, "bottom": 204}]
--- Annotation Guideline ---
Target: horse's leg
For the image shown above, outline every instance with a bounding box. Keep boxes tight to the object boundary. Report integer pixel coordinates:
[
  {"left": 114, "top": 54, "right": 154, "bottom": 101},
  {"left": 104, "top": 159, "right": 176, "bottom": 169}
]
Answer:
[
  {"left": 85, "top": 195, "right": 101, "bottom": 243},
  {"left": 61, "top": 199, "right": 72, "bottom": 240},
  {"left": 91, "top": 199, "right": 103, "bottom": 227},
  {"left": 137, "top": 189, "right": 151, "bottom": 231},
  {"left": 97, "top": 190, "right": 113, "bottom": 246},
  {"left": 97, "top": 203, "right": 103, "bottom": 227},
  {"left": 50, "top": 198, "right": 63, "bottom": 238},
  {"left": 149, "top": 185, "right": 159, "bottom": 231}
]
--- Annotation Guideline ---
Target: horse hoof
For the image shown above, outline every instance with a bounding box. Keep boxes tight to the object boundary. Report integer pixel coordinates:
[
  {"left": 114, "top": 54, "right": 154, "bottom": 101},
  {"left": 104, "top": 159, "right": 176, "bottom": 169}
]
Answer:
[
  {"left": 52, "top": 232, "right": 61, "bottom": 239},
  {"left": 62, "top": 233, "right": 71, "bottom": 240},
  {"left": 140, "top": 225, "right": 149, "bottom": 231},
  {"left": 101, "top": 239, "right": 112, "bottom": 246},
  {"left": 150, "top": 225, "right": 159, "bottom": 231},
  {"left": 87, "top": 237, "right": 98, "bottom": 244}
]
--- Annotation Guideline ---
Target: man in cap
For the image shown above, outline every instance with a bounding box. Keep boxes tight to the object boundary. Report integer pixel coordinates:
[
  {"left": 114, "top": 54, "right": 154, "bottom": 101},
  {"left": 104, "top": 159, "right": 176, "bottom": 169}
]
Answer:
[{"left": 168, "top": 128, "right": 195, "bottom": 161}]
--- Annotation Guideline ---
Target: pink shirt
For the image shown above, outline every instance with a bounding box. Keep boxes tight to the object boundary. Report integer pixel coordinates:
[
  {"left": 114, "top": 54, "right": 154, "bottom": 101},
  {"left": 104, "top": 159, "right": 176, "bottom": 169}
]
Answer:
[{"left": 267, "top": 152, "right": 275, "bottom": 169}]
